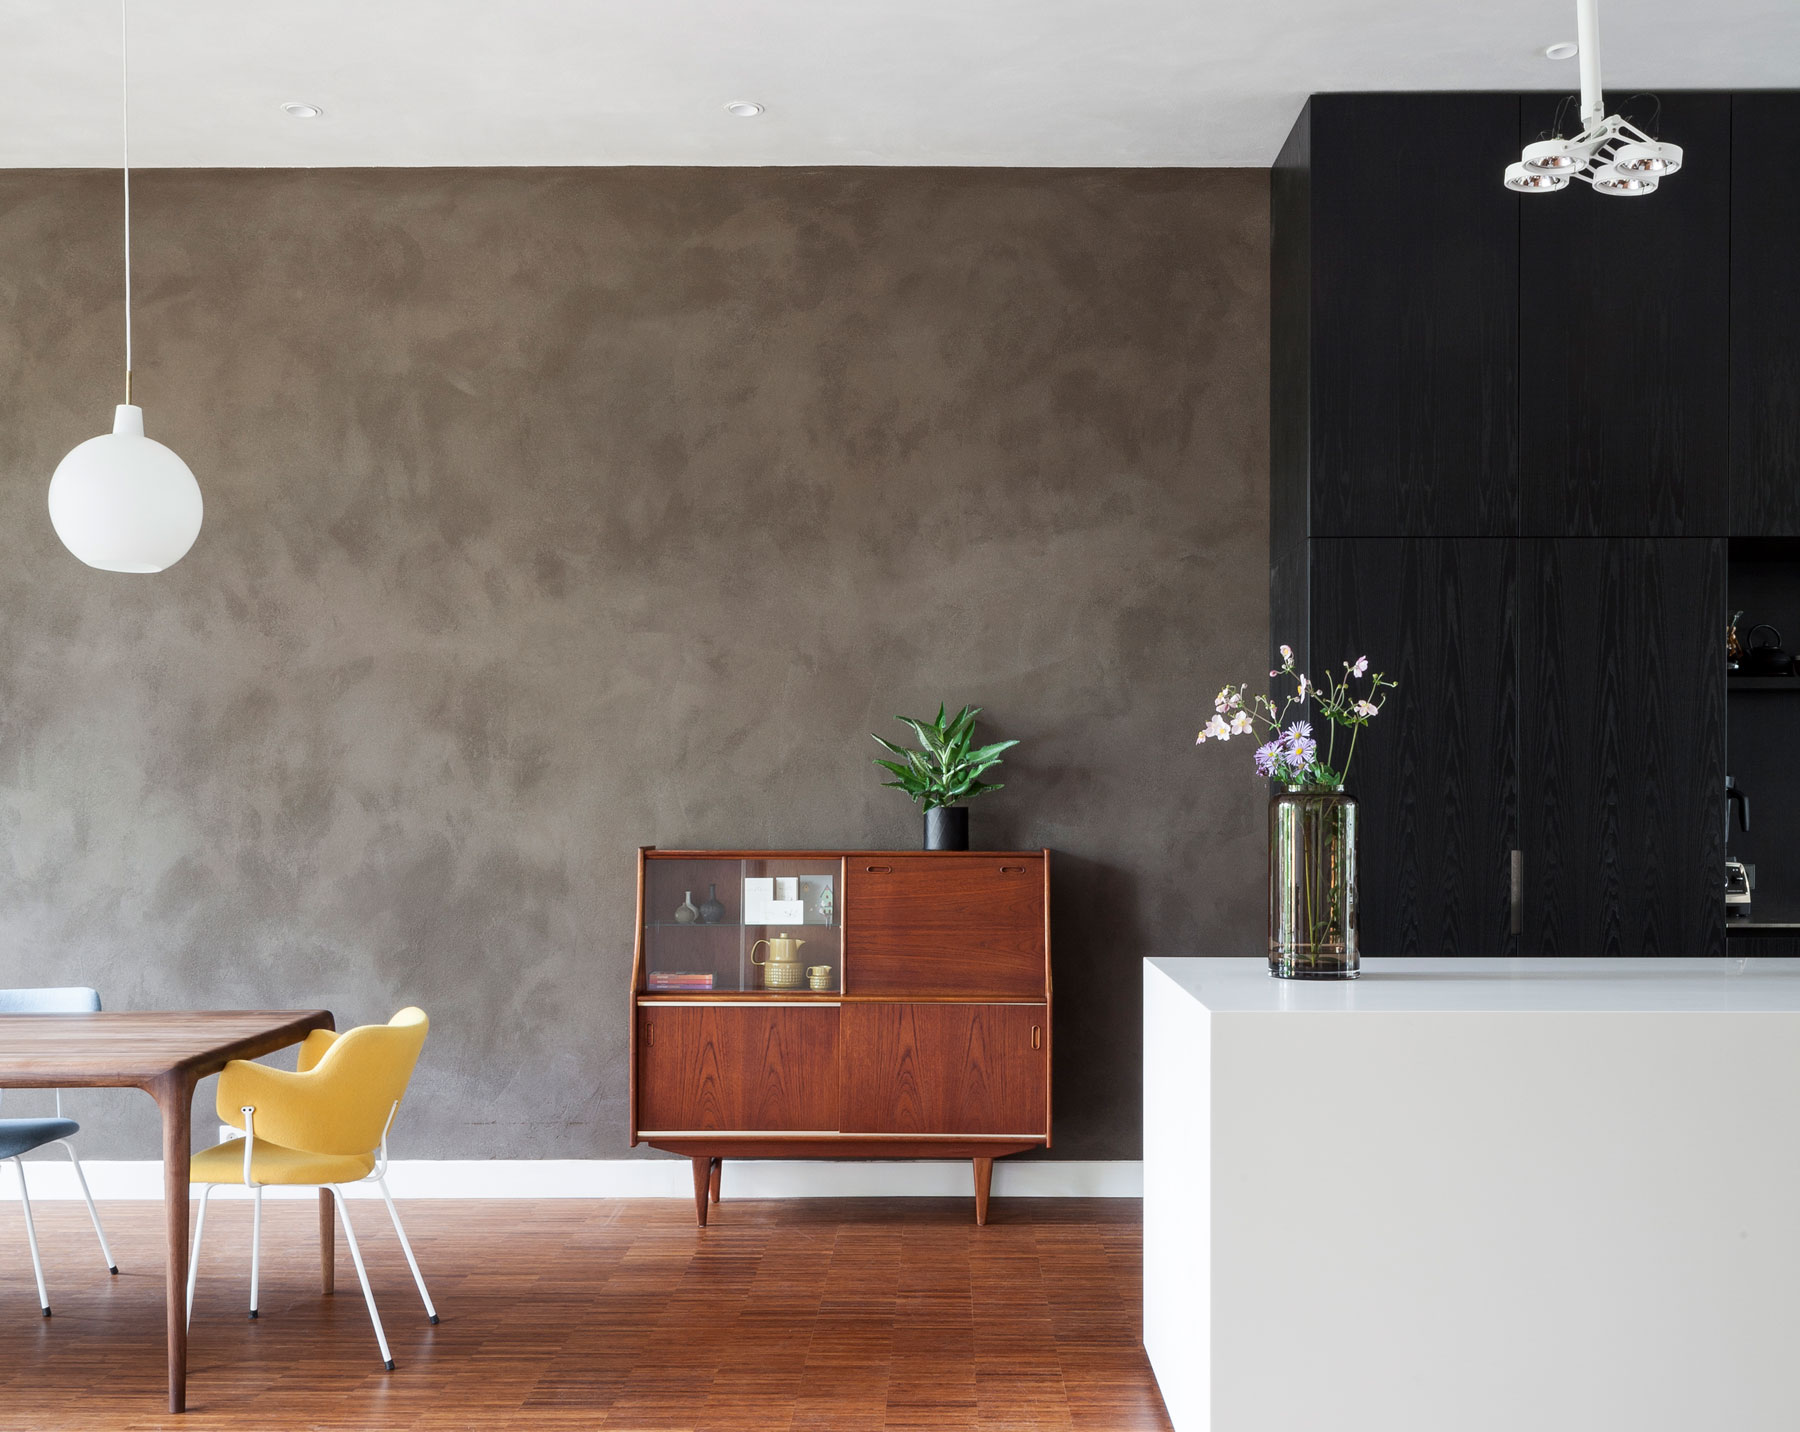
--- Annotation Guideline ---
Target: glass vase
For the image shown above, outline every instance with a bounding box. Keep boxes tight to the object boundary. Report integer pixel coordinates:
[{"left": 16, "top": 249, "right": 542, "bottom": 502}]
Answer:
[{"left": 1268, "top": 785, "right": 1358, "bottom": 978}]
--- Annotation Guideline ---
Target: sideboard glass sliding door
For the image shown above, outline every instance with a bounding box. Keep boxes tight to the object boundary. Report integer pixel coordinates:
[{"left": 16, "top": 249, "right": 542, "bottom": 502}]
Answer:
[{"left": 642, "top": 856, "right": 843, "bottom": 994}]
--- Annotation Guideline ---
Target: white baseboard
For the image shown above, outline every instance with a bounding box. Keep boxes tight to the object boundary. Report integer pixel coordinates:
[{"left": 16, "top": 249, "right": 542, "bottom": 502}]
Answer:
[{"left": 1, "top": 1158, "right": 1142, "bottom": 1202}]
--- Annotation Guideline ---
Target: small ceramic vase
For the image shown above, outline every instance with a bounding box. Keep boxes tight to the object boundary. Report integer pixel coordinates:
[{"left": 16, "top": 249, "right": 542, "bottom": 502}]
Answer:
[
  {"left": 674, "top": 892, "right": 699, "bottom": 925},
  {"left": 698, "top": 883, "right": 725, "bottom": 925}
]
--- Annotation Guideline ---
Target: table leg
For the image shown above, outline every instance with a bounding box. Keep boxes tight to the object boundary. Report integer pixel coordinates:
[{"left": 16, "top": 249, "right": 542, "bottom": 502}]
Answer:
[
  {"left": 320, "top": 1188, "right": 335, "bottom": 1293},
  {"left": 152, "top": 1072, "right": 196, "bottom": 1414}
]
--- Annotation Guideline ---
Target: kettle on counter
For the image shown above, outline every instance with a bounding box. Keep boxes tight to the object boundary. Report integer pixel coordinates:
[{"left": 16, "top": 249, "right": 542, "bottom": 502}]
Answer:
[{"left": 1744, "top": 624, "right": 1794, "bottom": 677}]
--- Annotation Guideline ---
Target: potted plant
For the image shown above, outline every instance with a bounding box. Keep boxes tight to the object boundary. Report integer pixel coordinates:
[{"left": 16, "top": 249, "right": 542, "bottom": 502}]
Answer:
[
  {"left": 872, "top": 705, "right": 1017, "bottom": 851},
  {"left": 1196, "top": 646, "right": 1395, "bottom": 979}
]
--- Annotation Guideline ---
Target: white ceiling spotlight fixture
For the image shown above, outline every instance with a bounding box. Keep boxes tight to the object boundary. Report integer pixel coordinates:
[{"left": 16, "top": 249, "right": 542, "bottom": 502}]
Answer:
[
  {"left": 280, "top": 101, "right": 324, "bottom": 119},
  {"left": 1544, "top": 41, "right": 1580, "bottom": 60},
  {"left": 48, "top": 0, "right": 202, "bottom": 573},
  {"left": 723, "top": 100, "right": 765, "bottom": 118},
  {"left": 1503, "top": 0, "right": 1683, "bottom": 197}
]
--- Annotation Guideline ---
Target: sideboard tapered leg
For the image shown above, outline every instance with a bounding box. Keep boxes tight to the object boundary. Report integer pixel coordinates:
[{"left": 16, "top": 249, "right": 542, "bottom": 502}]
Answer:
[
  {"left": 973, "top": 1157, "right": 993, "bottom": 1226},
  {"left": 691, "top": 1157, "right": 711, "bottom": 1227},
  {"left": 709, "top": 1157, "right": 722, "bottom": 1204}
]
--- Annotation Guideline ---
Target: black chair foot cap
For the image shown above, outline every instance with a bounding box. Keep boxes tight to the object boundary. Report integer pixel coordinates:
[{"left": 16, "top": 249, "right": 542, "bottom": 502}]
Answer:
[
  {"left": 384, "top": 1359, "right": 396, "bottom": 1372},
  {"left": 249, "top": 1310, "right": 258, "bottom": 1319},
  {"left": 429, "top": 1314, "right": 439, "bottom": 1324},
  {"left": 41, "top": 1307, "right": 50, "bottom": 1318},
  {"left": 108, "top": 1266, "right": 118, "bottom": 1275}
]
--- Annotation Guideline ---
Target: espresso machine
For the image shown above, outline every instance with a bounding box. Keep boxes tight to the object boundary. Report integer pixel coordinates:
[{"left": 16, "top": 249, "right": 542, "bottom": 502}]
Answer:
[{"left": 1726, "top": 777, "right": 1752, "bottom": 918}]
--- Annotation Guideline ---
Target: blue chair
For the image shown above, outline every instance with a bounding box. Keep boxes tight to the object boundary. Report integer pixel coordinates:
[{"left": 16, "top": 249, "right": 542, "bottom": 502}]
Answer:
[{"left": 1, "top": 987, "right": 117, "bottom": 1315}]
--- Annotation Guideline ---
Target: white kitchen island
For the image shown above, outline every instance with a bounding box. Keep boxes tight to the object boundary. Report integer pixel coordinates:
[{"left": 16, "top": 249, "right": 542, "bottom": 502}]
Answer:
[{"left": 1143, "top": 957, "right": 1800, "bottom": 1432}]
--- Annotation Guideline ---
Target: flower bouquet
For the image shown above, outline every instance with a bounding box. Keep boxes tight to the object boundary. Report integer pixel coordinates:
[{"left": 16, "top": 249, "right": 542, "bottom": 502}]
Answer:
[{"left": 1198, "top": 645, "right": 1395, "bottom": 979}]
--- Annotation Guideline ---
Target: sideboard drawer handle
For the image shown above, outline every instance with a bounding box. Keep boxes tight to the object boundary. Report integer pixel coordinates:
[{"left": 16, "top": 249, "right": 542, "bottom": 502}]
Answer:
[
  {"left": 865, "top": 864, "right": 893, "bottom": 873},
  {"left": 1001, "top": 865, "right": 1025, "bottom": 874},
  {"left": 645, "top": 1019, "right": 654, "bottom": 1047},
  {"left": 1031, "top": 1024, "right": 1042, "bottom": 1050}
]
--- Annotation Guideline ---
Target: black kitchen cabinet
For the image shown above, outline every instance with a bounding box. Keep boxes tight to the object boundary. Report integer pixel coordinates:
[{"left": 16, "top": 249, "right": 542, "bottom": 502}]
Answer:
[
  {"left": 1518, "top": 539, "right": 1726, "bottom": 955},
  {"left": 1518, "top": 93, "right": 1731, "bottom": 537},
  {"left": 1275, "top": 94, "right": 1520, "bottom": 542},
  {"left": 1730, "top": 92, "right": 1800, "bottom": 534},
  {"left": 1275, "top": 90, "right": 1779, "bottom": 958},
  {"left": 1310, "top": 539, "right": 1519, "bottom": 955}
]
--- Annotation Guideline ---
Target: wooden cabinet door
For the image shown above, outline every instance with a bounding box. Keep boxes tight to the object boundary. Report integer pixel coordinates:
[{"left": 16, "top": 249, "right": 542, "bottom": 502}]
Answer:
[
  {"left": 1730, "top": 92, "right": 1800, "bottom": 534},
  {"left": 1311, "top": 538, "right": 1520, "bottom": 955},
  {"left": 636, "top": 1005, "right": 838, "bottom": 1134},
  {"left": 844, "top": 856, "right": 1045, "bottom": 999},
  {"left": 1519, "top": 538, "right": 1726, "bottom": 956},
  {"left": 839, "top": 1003, "right": 1047, "bottom": 1137},
  {"left": 1519, "top": 92, "right": 1730, "bottom": 536},
  {"left": 1305, "top": 93, "right": 1522, "bottom": 538}
]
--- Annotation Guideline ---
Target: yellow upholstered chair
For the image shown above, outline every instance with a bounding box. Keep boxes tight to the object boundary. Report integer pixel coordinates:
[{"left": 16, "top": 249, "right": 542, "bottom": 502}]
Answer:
[{"left": 185, "top": 1007, "right": 435, "bottom": 1370}]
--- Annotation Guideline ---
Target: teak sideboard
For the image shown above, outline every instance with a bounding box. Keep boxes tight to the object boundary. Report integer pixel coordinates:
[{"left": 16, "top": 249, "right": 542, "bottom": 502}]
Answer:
[{"left": 628, "top": 847, "right": 1052, "bottom": 1225}]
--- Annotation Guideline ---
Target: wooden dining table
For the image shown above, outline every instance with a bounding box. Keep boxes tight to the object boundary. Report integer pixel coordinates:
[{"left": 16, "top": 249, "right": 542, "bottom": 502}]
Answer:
[{"left": 0, "top": 1009, "right": 335, "bottom": 1413}]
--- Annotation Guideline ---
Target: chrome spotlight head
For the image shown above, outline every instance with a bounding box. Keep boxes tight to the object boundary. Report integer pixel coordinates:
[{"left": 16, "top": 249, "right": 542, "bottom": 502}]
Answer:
[
  {"left": 1611, "top": 140, "right": 1682, "bottom": 176},
  {"left": 1504, "top": 161, "right": 1570, "bottom": 193},
  {"left": 1521, "top": 138, "right": 1584, "bottom": 173},
  {"left": 1590, "top": 166, "right": 1658, "bottom": 196}
]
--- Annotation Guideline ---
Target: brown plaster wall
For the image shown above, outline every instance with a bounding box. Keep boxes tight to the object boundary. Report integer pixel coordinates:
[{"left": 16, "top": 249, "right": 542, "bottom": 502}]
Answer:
[{"left": 0, "top": 167, "right": 1268, "bottom": 1161}]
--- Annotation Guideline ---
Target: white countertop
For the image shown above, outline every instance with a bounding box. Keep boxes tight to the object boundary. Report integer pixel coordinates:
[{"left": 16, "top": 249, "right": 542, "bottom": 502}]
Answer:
[{"left": 1148, "top": 955, "right": 1800, "bottom": 1013}]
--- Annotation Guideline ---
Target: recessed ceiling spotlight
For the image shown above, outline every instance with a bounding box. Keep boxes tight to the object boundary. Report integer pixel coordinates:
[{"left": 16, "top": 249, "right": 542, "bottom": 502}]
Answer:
[
  {"left": 281, "top": 102, "right": 324, "bottom": 119},
  {"left": 724, "top": 101, "right": 764, "bottom": 118},
  {"left": 1544, "top": 41, "right": 1579, "bottom": 59}
]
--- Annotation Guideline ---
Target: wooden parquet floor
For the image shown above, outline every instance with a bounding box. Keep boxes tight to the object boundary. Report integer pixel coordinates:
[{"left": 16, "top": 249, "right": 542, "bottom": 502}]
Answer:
[{"left": 0, "top": 1196, "right": 1171, "bottom": 1431}]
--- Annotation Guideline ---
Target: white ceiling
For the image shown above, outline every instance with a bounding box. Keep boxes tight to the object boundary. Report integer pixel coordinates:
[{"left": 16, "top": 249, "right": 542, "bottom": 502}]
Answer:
[{"left": 3, "top": 0, "right": 1797, "bottom": 169}]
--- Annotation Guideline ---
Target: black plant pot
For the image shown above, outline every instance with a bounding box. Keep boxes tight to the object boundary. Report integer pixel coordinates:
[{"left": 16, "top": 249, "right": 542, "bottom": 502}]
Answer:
[{"left": 923, "top": 806, "right": 969, "bottom": 851}]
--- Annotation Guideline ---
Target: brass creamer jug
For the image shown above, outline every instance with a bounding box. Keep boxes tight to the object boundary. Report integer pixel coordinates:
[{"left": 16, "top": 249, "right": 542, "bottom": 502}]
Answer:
[{"left": 751, "top": 933, "right": 807, "bottom": 990}]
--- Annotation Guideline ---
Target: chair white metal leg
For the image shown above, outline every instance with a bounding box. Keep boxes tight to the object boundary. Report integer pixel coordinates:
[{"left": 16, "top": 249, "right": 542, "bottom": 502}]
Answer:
[
  {"left": 249, "top": 1186, "right": 263, "bottom": 1319},
  {"left": 329, "top": 1185, "right": 395, "bottom": 1370},
  {"left": 376, "top": 1176, "right": 437, "bottom": 1323},
  {"left": 54, "top": 1140, "right": 116, "bottom": 1274},
  {"left": 10, "top": 1157, "right": 49, "bottom": 1316},
  {"left": 186, "top": 1183, "right": 216, "bottom": 1328}
]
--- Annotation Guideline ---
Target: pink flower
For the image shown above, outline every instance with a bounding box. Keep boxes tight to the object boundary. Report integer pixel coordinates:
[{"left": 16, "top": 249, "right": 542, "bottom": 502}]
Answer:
[{"left": 1352, "top": 655, "right": 1369, "bottom": 677}]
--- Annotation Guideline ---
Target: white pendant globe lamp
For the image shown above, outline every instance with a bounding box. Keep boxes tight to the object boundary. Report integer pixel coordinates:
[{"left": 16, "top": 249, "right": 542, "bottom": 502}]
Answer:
[{"left": 48, "top": 0, "right": 201, "bottom": 573}]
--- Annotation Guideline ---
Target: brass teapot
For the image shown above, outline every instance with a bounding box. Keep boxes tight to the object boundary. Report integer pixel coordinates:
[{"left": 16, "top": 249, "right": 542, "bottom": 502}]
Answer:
[{"left": 751, "top": 933, "right": 807, "bottom": 990}]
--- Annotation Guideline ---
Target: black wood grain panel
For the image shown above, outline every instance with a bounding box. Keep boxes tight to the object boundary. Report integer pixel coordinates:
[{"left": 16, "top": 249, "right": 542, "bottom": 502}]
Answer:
[
  {"left": 1271, "top": 100, "right": 1313, "bottom": 560},
  {"left": 1520, "top": 538, "right": 1726, "bottom": 955},
  {"left": 1309, "top": 93, "right": 1520, "bottom": 537},
  {"left": 1519, "top": 92, "right": 1730, "bottom": 536},
  {"left": 1311, "top": 539, "right": 1519, "bottom": 954},
  {"left": 1271, "top": 540, "right": 1309, "bottom": 692},
  {"left": 1730, "top": 92, "right": 1800, "bottom": 535}
]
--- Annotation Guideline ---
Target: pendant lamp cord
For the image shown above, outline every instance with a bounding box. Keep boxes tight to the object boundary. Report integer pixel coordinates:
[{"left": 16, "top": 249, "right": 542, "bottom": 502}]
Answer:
[{"left": 121, "top": 0, "right": 132, "bottom": 405}]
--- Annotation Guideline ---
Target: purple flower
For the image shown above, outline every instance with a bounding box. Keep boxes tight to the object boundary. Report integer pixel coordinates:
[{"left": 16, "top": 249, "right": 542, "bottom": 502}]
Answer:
[
  {"left": 1254, "top": 741, "right": 1282, "bottom": 777},
  {"left": 1280, "top": 723, "right": 1317, "bottom": 767}
]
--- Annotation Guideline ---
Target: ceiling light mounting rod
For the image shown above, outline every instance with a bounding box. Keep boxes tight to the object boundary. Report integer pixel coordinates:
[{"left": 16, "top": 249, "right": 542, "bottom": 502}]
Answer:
[
  {"left": 1502, "top": 0, "right": 1684, "bottom": 197},
  {"left": 121, "top": 0, "right": 131, "bottom": 403},
  {"left": 1575, "top": 0, "right": 1604, "bottom": 132}
]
